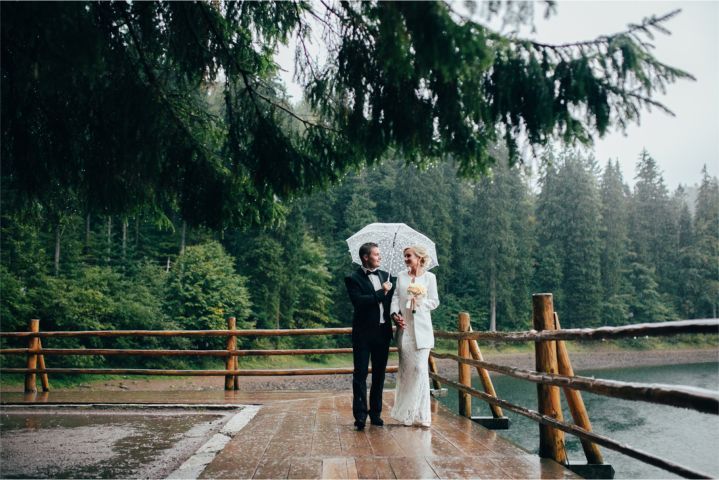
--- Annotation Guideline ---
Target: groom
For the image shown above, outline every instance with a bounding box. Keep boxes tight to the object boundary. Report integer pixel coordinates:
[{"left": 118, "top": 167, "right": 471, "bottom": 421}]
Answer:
[{"left": 345, "top": 242, "right": 396, "bottom": 430}]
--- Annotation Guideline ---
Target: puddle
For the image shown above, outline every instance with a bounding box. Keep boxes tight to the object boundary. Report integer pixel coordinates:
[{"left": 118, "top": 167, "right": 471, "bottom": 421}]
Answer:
[{"left": 0, "top": 407, "right": 238, "bottom": 479}]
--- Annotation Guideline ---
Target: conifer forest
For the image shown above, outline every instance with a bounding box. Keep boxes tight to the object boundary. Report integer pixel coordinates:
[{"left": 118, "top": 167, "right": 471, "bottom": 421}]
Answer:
[{"left": 2, "top": 2, "right": 717, "bottom": 369}]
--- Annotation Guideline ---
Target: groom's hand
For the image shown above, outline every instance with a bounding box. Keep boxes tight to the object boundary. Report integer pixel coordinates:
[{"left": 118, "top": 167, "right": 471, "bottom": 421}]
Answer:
[{"left": 392, "top": 313, "right": 406, "bottom": 330}]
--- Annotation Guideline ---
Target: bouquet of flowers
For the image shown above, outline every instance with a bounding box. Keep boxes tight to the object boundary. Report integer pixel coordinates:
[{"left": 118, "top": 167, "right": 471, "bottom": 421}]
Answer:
[{"left": 406, "top": 282, "right": 427, "bottom": 314}]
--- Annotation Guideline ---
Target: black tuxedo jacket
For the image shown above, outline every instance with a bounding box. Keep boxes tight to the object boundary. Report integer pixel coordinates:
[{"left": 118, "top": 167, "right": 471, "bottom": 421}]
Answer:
[{"left": 345, "top": 268, "right": 396, "bottom": 343}]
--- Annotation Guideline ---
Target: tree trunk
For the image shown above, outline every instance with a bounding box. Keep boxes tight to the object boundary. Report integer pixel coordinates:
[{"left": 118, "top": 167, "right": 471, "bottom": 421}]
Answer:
[
  {"left": 122, "top": 217, "right": 128, "bottom": 261},
  {"left": 84, "top": 213, "right": 91, "bottom": 254},
  {"left": 180, "top": 220, "right": 187, "bottom": 255},
  {"left": 275, "top": 303, "right": 281, "bottom": 349},
  {"left": 134, "top": 216, "right": 139, "bottom": 249},
  {"left": 489, "top": 268, "right": 497, "bottom": 332},
  {"left": 54, "top": 223, "right": 61, "bottom": 276},
  {"left": 166, "top": 257, "right": 171, "bottom": 272},
  {"left": 106, "top": 216, "right": 112, "bottom": 263}
]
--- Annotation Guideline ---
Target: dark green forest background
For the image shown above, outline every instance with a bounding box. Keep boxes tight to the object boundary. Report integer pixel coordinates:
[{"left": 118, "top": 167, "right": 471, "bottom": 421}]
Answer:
[{"left": 2, "top": 145, "right": 717, "bottom": 369}]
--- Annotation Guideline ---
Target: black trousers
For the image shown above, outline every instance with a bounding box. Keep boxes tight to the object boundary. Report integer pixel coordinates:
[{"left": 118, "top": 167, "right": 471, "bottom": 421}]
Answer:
[{"left": 352, "top": 335, "right": 391, "bottom": 424}]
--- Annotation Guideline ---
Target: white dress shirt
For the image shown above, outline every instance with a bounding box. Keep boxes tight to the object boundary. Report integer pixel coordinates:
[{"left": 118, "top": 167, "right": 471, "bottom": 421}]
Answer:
[{"left": 361, "top": 267, "right": 385, "bottom": 324}]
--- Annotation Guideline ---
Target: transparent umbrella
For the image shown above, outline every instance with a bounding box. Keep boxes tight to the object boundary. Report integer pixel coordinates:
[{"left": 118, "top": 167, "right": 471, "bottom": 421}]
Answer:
[{"left": 346, "top": 223, "right": 438, "bottom": 276}]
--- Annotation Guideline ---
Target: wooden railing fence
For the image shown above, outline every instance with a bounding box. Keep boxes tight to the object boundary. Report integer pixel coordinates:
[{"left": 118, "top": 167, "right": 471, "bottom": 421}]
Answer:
[
  {"left": 430, "top": 293, "right": 719, "bottom": 479},
  {"left": 0, "top": 318, "right": 398, "bottom": 391},
  {"left": 1, "top": 293, "right": 717, "bottom": 479}
]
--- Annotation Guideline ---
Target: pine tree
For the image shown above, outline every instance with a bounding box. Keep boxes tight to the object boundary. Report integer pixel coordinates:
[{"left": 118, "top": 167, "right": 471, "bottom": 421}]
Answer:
[
  {"left": 534, "top": 149, "right": 602, "bottom": 327},
  {"left": 599, "top": 160, "right": 631, "bottom": 324},
  {"left": 291, "top": 234, "right": 335, "bottom": 353},
  {"left": 624, "top": 252, "right": 674, "bottom": 323},
  {"left": 165, "top": 242, "right": 252, "bottom": 351},
  {"left": 558, "top": 152, "right": 603, "bottom": 327},
  {"left": 465, "top": 160, "right": 533, "bottom": 330},
  {"left": 693, "top": 167, "right": 719, "bottom": 317},
  {"left": 630, "top": 150, "right": 678, "bottom": 298},
  {"left": 533, "top": 155, "right": 565, "bottom": 308},
  {"left": 674, "top": 187, "right": 702, "bottom": 318}
]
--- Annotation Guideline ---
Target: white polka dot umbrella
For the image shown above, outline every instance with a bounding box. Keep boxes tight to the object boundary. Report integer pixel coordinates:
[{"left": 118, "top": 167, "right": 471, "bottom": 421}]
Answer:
[{"left": 346, "top": 223, "right": 438, "bottom": 275}]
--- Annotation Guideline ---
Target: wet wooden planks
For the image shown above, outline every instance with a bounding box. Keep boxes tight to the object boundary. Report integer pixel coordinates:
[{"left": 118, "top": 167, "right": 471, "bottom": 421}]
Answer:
[{"left": 201, "top": 391, "right": 581, "bottom": 479}]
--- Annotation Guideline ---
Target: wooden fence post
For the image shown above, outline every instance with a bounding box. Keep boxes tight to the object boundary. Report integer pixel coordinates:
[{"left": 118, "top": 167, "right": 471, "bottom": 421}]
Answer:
[
  {"left": 458, "top": 312, "right": 472, "bottom": 418},
  {"left": 428, "top": 355, "right": 442, "bottom": 390},
  {"left": 25, "top": 319, "right": 40, "bottom": 393},
  {"left": 555, "top": 313, "right": 603, "bottom": 464},
  {"left": 37, "top": 338, "right": 50, "bottom": 392},
  {"left": 532, "top": 294, "right": 567, "bottom": 464},
  {"left": 468, "top": 325, "right": 503, "bottom": 419},
  {"left": 233, "top": 318, "right": 239, "bottom": 390},
  {"left": 225, "top": 317, "right": 237, "bottom": 391}
]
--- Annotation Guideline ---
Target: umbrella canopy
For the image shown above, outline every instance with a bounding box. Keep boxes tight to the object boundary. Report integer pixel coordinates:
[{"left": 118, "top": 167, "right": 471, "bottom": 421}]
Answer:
[{"left": 346, "top": 223, "right": 438, "bottom": 275}]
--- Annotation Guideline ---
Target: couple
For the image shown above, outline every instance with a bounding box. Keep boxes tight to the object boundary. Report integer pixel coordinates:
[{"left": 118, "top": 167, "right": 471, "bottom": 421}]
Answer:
[{"left": 344, "top": 242, "right": 439, "bottom": 431}]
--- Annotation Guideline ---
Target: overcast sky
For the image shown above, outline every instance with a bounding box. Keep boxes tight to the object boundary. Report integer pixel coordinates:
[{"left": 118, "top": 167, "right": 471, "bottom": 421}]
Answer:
[
  {"left": 277, "top": 1, "right": 718, "bottom": 190},
  {"left": 528, "top": 1, "right": 718, "bottom": 189}
]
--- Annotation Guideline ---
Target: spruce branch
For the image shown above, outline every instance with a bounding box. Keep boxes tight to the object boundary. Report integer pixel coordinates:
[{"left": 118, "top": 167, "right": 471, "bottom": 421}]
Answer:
[
  {"left": 198, "top": 2, "right": 337, "bottom": 133},
  {"left": 106, "top": 6, "right": 216, "bottom": 161},
  {"left": 522, "top": 10, "right": 682, "bottom": 52}
]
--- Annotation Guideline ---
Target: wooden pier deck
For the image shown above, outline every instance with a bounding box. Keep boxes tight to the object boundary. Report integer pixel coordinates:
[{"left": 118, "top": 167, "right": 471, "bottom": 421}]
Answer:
[
  {"left": 199, "top": 392, "right": 580, "bottom": 479},
  {"left": 1, "top": 389, "right": 580, "bottom": 479}
]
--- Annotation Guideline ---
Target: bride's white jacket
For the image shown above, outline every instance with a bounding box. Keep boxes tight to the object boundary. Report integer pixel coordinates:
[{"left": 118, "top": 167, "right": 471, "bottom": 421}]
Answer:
[{"left": 390, "top": 271, "right": 440, "bottom": 349}]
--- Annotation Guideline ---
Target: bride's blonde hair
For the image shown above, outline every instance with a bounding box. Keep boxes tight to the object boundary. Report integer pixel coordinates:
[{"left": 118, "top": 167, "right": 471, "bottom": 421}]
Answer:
[{"left": 404, "top": 245, "right": 431, "bottom": 268}]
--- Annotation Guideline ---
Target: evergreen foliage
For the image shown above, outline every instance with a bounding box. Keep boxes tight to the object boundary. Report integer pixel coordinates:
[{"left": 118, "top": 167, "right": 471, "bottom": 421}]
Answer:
[
  {"left": 1, "top": 153, "right": 715, "bottom": 370},
  {"left": 2, "top": 2, "right": 693, "bottom": 228},
  {"left": 599, "top": 161, "right": 631, "bottom": 325},
  {"left": 0, "top": 2, "right": 713, "bottom": 371},
  {"left": 165, "top": 241, "right": 252, "bottom": 349},
  {"left": 534, "top": 150, "right": 602, "bottom": 327}
]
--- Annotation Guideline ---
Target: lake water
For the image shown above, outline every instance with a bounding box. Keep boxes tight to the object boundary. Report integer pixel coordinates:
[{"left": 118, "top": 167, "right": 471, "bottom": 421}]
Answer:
[{"left": 437, "top": 362, "right": 719, "bottom": 479}]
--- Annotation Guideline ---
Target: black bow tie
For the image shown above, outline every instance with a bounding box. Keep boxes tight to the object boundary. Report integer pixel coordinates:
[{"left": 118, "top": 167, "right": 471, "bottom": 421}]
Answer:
[{"left": 366, "top": 270, "right": 380, "bottom": 276}]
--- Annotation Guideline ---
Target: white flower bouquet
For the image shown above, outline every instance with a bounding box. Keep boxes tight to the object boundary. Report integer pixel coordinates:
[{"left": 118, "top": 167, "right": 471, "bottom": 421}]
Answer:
[{"left": 406, "top": 282, "right": 427, "bottom": 314}]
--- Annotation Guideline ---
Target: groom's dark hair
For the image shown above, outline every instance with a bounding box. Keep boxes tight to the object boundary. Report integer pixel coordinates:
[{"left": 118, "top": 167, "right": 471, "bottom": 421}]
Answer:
[{"left": 359, "top": 242, "right": 378, "bottom": 263}]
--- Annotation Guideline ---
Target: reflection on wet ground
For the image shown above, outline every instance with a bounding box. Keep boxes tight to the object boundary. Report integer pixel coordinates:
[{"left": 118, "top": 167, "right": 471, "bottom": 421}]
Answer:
[
  {"left": 0, "top": 390, "right": 581, "bottom": 479},
  {"left": 0, "top": 408, "right": 236, "bottom": 479}
]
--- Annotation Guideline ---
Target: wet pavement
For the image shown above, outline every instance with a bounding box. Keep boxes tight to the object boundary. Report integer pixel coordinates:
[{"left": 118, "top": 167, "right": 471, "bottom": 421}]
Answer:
[
  {"left": 0, "top": 406, "right": 238, "bottom": 479},
  {"left": 0, "top": 390, "right": 580, "bottom": 479}
]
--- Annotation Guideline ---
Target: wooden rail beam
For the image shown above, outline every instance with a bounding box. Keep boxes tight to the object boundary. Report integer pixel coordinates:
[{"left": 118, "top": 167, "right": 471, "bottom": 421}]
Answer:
[
  {"left": 555, "top": 313, "right": 603, "bottom": 464},
  {"left": 434, "top": 319, "right": 719, "bottom": 342},
  {"left": 36, "top": 338, "right": 50, "bottom": 392},
  {"left": 458, "top": 312, "right": 472, "bottom": 418},
  {"left": 467, "top": 325, "right": 503, "bottom": 419},
  {"left": 430, "top": 351, "right": 719, "bottom": 415},
  {"left": 2, "top": 366, "right": 399, "bottom": 376},
  {"left": 0, "top": 327, "right": 355, "bottom": 338},
  {"left": 429, "top": 371, "right": 713, "bottom": 479},
  {"left": 0, "top": 347, "right": 398, "bottom": 356}
]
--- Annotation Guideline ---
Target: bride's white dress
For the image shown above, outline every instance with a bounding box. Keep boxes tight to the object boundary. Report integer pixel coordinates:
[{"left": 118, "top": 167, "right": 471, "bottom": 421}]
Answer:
[{"left": 389, "top": 271, "right": 440, "bottom": 426}]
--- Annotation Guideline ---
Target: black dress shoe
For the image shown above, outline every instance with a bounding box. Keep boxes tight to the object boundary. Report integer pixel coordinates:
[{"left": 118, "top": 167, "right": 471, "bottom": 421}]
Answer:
[
  {"left": 370, "top": 417, "right": 384, "bottom": 427},
  {"left": 354, "top": 420, "right": 365, "bottom": 431}
]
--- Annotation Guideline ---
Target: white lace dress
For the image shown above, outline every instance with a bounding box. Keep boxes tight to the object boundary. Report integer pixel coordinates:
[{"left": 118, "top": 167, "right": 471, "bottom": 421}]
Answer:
[{"left": 389, "top": 271, "right": 440, "bottom": 426}]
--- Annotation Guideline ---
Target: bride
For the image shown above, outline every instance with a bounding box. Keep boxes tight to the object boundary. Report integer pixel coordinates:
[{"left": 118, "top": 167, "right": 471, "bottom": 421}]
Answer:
[{"left": 389, "top": 245, "right": 439, "bottom": 427}]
